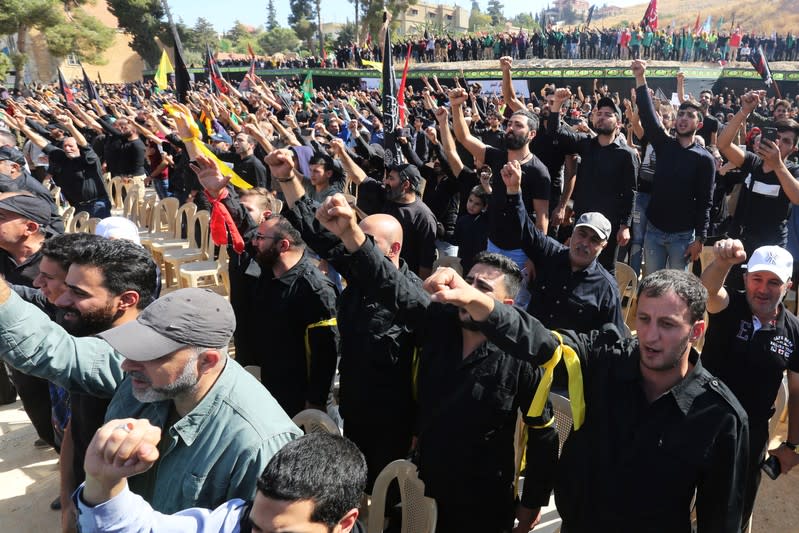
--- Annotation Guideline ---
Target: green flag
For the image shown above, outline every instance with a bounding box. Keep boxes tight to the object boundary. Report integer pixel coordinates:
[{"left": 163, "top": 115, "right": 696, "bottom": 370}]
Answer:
[
  {"left": 302, "top": 72, "right": 313, "bottom": 105},
  {"left": 154, "top": 49, "right": 174, "bottom": 90}
]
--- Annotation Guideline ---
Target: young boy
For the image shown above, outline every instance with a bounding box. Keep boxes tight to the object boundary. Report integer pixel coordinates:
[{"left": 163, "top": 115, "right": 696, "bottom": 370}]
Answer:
[{"left": 454, "top": 186, "right": 490, "bottom": 273}]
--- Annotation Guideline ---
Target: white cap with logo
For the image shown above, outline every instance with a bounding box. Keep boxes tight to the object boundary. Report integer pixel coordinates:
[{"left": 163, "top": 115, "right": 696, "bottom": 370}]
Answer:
[{"left": 745, "top": 245, "right": 794, "bottom": 283}]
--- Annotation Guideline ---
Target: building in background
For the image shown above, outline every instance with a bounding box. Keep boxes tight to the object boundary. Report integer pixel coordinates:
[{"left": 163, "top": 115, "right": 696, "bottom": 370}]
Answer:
[
  {"left": 396, "top": 2, "right": 469, "bottom": 36},
  {"left": 2, "top": 0, "right": 143, "bottom": 85}
]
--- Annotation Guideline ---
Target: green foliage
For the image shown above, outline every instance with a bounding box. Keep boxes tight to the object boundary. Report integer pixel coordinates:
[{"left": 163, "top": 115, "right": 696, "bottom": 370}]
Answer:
[
  {"left": 292, "top": 16, "right": 316, "bottom": 44},
  {"left": 334, "top": 22, "right": 358, "bottom": 48},
  {"left": 0, "top": 53, "right": 12, "bottom": 81},
  {"left": 469, "top": 9, "right": 493, "bottom": 32},
  {"left": 107, "top": 0, "right": 169, "bottom": 66},
  {"left": 183, "top": 17, "right": 219, "bottom": 53},
  {"left": 487, "top": 0, "right": 504, "bottom": 26},
  {"left": 360, "top": 0, "right": 419, "bottom": 46},
  {"left": 258, "top": 27, "right": 301, "bottom": 55},
  {"left": 44, "top": 9, "right": 115, "bottom": 64},
  {"left": 267, "top": 0, "right": 278, "bottom": 31}
]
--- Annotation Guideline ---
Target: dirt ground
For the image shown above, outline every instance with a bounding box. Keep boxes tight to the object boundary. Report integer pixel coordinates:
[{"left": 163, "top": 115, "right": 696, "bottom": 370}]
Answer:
[{"left": 0, "top": 397, "right": 796, "bottom": 532}]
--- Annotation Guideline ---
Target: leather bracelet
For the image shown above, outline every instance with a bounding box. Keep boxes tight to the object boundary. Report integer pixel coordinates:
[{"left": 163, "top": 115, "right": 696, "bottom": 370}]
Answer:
[{"left": 276, "top": 177, "right": 295, "bottom": 183}]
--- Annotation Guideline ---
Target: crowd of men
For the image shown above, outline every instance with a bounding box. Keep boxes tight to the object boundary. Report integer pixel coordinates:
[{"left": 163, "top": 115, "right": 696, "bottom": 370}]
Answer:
[{"left": 0, "top": 47, "right": 798, "bottom": 533}]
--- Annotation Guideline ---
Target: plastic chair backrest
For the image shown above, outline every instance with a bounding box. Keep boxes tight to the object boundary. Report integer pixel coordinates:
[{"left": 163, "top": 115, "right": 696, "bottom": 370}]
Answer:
[
  {"left": 367, "top": 460, "right": 437, "bottom": 533},
  {"left": 550, "top": 392, "right": 572, "bottom": 457},
  {"left": 122, "top": 191, "right": 139, "bottom": 223},
  {"left": 109, "top": 177, "right": 125, "bottom": 208},
  {"left": 87, "top": 217, "right": 102, "bottom": 234},
  {"left": 769, "top": 375, "right": 789, "bottom": 439},
  {"left": 172, "top": 202, "right": 197, "bottom": 239},
  {"left": 61, "top": 206, "right": 75, "bottom": 231},
  {"left": 70, "top": 211, "right": 90, "bottom": 233},
  {"left": 155, "top": 197, "right": 180, "bottom": 234},
  {"left": 189, "top": 210, "right": 212, "bottom": 258},
  {"left": 291, "top": 409, "right": 341, "bottom": 436},
  {"left": 614, "top": 261, "right": 638, "bottom": 322}
]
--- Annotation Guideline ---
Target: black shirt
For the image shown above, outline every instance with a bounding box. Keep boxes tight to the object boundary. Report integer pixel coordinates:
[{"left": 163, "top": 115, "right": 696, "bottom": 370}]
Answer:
[
  {"left": 697, "top": 114, "right": 719, "bottom": 147},
  {"left": 480, "top": 305, "right": 750, "bottom": 533},
  {"left": 0, "top": 249, "right": 41, "bottom": 285},
  {"left": 548, "top": 115, "right": 639, "bottom": 228},
  {"left": 636, "top": 85, "right": 716, "bottom": 237},
  {"left": 504, "top": 193, "right": 624, "bottom": 333},
  {"left": 730, "top": 151, "right": 799, "bottom": 252},
  {"left": 703, "top": 291, "right": 799, "bottom": 431},
  {"left": 44, "top": 144, "right": 109, "bottom": 205},
  {"left": 483, "top": 146, "right": 551, "bottom": 249},
  {"left": 99, "top": 117, "right": 146, "bottom": 177},
  {"left": 357, "top": 177, "right": 438, "bottom": 273},
  {"left": 217, "top": 151, "right": 269, "bottom": 189},
  {"left": 453, "top": 211, "right": 488, "bottom": 274}
]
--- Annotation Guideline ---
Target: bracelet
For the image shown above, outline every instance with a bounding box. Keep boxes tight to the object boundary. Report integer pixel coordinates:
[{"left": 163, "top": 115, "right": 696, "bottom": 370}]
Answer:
[
  {"left": 276, "top": 177, "right": 295, "bottom": 183},
  {"left": 181, "top": 136, "right": 198, "bottom": 142}
]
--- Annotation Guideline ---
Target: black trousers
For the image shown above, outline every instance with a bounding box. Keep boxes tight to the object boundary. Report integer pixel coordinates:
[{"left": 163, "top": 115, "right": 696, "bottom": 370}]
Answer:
[
  {"left": 434, "top": 485, "right": 515, "bottom": 533},
  {"left": 10, "top": 368, "right": 55, "bottom": 449},
  {"left": 344, "top": 419, "right": 413, "bottom": 492}
]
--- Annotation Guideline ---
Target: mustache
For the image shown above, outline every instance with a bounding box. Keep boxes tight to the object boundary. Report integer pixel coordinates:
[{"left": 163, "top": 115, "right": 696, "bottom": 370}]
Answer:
[{"left": 127, "top": 371, "right": 152, "bottom": 384}]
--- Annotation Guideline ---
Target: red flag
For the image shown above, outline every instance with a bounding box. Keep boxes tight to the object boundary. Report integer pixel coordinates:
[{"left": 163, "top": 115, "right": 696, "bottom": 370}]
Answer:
[
  {"left": 247, "top": 43, "right": 255, "bottom": 60},
  {"left": 749, "top": 45, "right": 774, "bottom": 88},
  {"left": 693, "top": 13, "right": 701, "bottom": 35},
  {"left": 640, "top": 0, "right": 658, "bottom": 30},
  {"left": 397, "top": 44, "right": 412, "bottom": 127},
  {"left": 239, "top": 60, "right": 256, "bottom": 92},
  {"left": 206, "top": 44, "right": 228, "bottom": 95},
  {"left": 365, "top": 32, "right": 372, "bottom": 48},
  {"left": 58, "top": 68, "right": 74, "bottom": 105},
  {"left": 322, "top": 47, "right": 327, "bottom": 61}
]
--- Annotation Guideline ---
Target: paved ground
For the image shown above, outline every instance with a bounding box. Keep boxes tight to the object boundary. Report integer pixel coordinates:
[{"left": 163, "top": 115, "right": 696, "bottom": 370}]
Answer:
[{"left": 1, "top": 394, "right": 797, "bottom": 532}]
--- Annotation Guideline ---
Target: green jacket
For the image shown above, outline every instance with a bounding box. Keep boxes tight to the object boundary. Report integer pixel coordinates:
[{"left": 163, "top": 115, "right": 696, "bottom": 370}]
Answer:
[{"left": 0, "top": 291, "right": 301, "bottom": 514}]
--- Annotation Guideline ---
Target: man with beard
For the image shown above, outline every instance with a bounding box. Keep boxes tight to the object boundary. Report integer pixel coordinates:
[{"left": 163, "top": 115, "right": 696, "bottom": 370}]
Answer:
[
  {"left": 0, "top": 281, "right": 300, "bottom": 514},
  {"left": 427, "top": 264, "right": 749, "bottom": 532},
  {"left": 0, "top": 192, "right": 60, "bottom": 450},
  {"left": 501, "top": 161, "right": 624, "bottom": 333},
  {"left": 45, "top": 236, "right": 157, "bottom": 531},
  {"left": 235, "top": 211, "right": 339, "bottom": 417},
  {"left": 338, "top": 142, "right": 437, "bottom": 277},
  {"left": 8, "top": 112, "right": 111, "bottom": 218},
  {"left": 547, "top": 88, "right": 639, "bottom": 274},
  {"left": 701, "top": 240, "right": 799, "bottom": 530},
  {"left": 449, "top": 85, "right": 551, "bottom": 277},
  {"left": 214, "top": 132, "right": 269, "bottom": 189},
  {"left": 312, "top": 192, "right": 550, "bottom": 533},
  {"left": 631, "top": 60, "right": 716, "bottom": 275}
]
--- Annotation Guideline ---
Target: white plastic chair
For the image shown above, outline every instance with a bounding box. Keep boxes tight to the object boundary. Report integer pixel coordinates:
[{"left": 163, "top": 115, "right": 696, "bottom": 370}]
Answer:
[
  {"left": 367, "top": 460, "right": 437, "bottom": 533},
  {"left": 292, "top": 409, "right": 341, "bottom": 436}
]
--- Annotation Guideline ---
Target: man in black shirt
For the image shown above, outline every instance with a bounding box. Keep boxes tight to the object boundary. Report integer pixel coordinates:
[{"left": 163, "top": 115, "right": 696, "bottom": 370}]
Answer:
[
  {"left": 502, "top": 161, "right": 624, "bottom": 333},
  {"left": 701, "top": 240, "right": 799, "bottom": 529},
  {"left": 314, "top": 192, "right": 549, "bottom": 533},
  {"left": 216, "top": 132, "right": 269, "bottom": 189},
  {"left": 428, "top": 266, "right": 749, "bottom": 532},
  {"left": 696, "top": 89, "right": 720, "bottom": 147},
  {"left": 97, "top": 115, "right": 147, "bottom": 203},
  {"left": 632, "top": 60, "right": 715, "bottom": 276},
  {"left": 718, "top": 92, "right": 799, "bottom": 285},
  {"left": 547, "top": 88, "right": 639, "bottom": 274}
]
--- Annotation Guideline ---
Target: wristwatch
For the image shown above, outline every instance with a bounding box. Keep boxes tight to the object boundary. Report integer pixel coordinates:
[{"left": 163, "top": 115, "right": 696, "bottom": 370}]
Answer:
[{"left": 783, "top": 441, "right": 799, "bottom": 454}]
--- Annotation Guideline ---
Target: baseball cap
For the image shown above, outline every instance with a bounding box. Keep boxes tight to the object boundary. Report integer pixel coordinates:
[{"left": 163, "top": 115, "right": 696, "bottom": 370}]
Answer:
[
  {"left": 574, "top": 212, "right": 612, "bottom": 241},
  {"left": 95, "top": 216, "right": 141, "bottom": 245},
  {"left": 0, "top": 146, "right": 26, "bottom": 166},
  {"left": 0, "top": 193, "right": 51, "bottom": 226},
  {"left": 98, "top": 288, "right": 236, "bottom": 361},
  {"left": 389, "top": 163, "right": 422, "bottom": 188},
  {"left": 210, "top": 132, "right": 233, "bottom": 144},
  {"left": 595, "top": 96, "right": 621, "bottom": 121},
  {"left": 745, "top": 246, "right": 793, "bottom": 283}
]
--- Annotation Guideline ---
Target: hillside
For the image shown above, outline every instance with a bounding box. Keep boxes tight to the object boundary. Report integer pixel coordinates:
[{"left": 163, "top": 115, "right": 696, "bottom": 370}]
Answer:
[{"left": 593, "top": 0, "right": 799, "bottom": 35}]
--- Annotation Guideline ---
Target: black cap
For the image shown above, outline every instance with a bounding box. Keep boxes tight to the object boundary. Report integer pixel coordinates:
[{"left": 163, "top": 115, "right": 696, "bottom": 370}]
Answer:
[
  {"left": 596, "top": 96, "right": 621, "bottom": 120},
  {"left": 0, "top": 193, "right": 52, "bottom": 226},
  {"left": 0, "top": 146, "right": 26, "bottom": 166},
  {"left": 389, "top": 163, "right": 422, "bottom": 188}
]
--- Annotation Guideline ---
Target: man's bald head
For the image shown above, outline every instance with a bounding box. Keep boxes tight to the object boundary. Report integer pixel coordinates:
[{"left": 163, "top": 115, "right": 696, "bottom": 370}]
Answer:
[{"left": 359, "top": 214, "right": 403, "bottom": 267}]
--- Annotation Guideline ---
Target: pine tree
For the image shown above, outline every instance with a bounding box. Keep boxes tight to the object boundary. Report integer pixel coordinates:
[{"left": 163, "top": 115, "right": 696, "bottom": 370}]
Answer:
[
  {"left": 487, "top": 0, "right": 504, "bottom": 26},
  {"left": 266, "top": 0, "right": 278, "bottom": 30}
]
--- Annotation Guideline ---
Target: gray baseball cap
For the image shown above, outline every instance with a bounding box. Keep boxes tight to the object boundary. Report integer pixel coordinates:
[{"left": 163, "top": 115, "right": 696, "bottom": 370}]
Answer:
[
  {"left": 98, "top": 288, "right": 235, "bottom": 361},
  {"left": 574, "top": 212, "right": 612, "bottom": 241}
]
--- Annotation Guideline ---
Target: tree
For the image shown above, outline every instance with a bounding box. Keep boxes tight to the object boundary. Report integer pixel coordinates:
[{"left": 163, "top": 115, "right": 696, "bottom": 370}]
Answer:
[
  {"left": 487, "top": 0, "right": 505, "bottom": 26},
  {"left": 107, "top": 0, "right": 169, "bottom": 67},
  {"left": 266, "top": 0, "right": 278, "bottom": 31},
  {"left": 0, "top": 53, "right": 12, "bottom": 83},
  {"left": 183, "top": 17, "right": 218, "bottom": 53},
  {"left": 258, "top": 27, "right": 301, "bottom": 54},
  {"left": 289, "top": 0, "right": 315, "bottom": 42},
  {"left": 470, "top": 8, "right": 493, "bottom": 31},
  {"left": 0, "top": 0, "right": 114, "bottom": 90},
  {"left": 360, "top": 0, "right": 419, "bottom": 47},
  {"left": 334, "top": 21, "right": 358, "bottom": 48},
  {"left": 512, "top": 12, "right": 539, "bottom": 32}
]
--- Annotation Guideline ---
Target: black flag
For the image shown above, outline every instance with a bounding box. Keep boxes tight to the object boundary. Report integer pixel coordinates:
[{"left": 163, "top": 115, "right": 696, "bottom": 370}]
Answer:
[
  {"left": 174, "top": 43, "right": 191, "bottom": 103},
  {"left": 381, "top": 12, "right": 399, "bottom": 167}
]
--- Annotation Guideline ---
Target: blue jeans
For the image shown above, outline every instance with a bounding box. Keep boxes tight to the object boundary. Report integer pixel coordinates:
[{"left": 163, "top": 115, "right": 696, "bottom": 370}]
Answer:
[
  {"left": 643, "top": 222, "right": 694, "bottom": 276},
  {"left": 77, "top": 198, "right": 111, "bottom": 219},
  {"left": 629, "top": 191, "right": 651, "bottom": 276},
  {"left": 153, "top": 178, "right": 172, "bottom": 199}
]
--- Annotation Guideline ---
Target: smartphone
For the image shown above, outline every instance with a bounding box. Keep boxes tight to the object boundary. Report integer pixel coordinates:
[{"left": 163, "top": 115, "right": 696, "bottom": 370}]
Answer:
[{"left": 762, "top": 126, "right": 779, "bottom": 143}]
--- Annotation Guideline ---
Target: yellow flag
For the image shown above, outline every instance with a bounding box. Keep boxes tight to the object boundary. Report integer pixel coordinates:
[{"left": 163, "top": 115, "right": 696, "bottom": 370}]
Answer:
[
  {"left": 360, "top": 59, "right": 382, "bottom": 71},
  {"left": 162, "top": 104, "right": 253, "bottom": 191},
  {"left": 154, "top": 50, "right": 174, "bottom": 90}
]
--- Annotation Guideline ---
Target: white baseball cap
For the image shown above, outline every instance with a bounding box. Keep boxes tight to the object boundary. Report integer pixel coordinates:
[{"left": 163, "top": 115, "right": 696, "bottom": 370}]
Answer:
[
  {"left": 745, "top": 245, "right": 794, "bottom": 283},
  {"left": 95, "top": 216, "right": 141, "bottom": 245}
]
